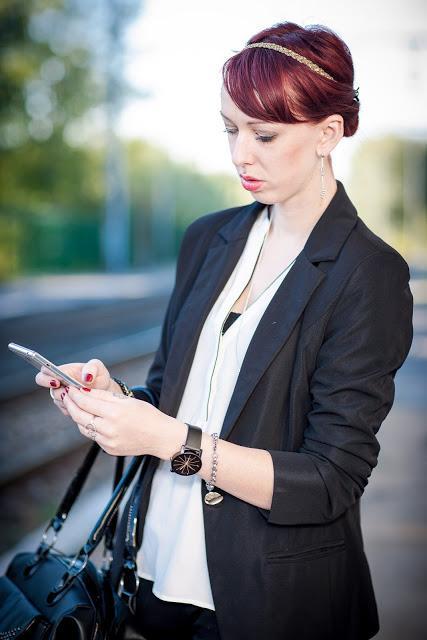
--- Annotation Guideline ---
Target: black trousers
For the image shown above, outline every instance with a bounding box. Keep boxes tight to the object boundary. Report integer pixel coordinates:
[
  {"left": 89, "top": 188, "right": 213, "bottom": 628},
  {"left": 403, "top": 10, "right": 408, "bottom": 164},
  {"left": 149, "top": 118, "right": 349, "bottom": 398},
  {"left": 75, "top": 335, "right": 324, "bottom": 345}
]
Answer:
[{"left": 126, "top": 577, "right": 221, "bottom": 640}]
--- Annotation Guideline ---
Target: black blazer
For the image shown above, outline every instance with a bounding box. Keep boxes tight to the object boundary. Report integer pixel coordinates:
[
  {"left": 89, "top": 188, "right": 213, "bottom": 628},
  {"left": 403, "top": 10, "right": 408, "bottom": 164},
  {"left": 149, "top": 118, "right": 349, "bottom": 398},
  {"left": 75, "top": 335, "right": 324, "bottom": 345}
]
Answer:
[{"left": 111, "top": 180, "right": 413, "bottom": 640}]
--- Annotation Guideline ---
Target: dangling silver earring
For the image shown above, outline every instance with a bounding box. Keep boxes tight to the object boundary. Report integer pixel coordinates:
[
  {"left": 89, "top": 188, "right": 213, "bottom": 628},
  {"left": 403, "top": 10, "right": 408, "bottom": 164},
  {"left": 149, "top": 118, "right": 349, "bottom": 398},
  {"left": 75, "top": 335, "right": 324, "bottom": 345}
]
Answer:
[{"left": 320, "top": 154, "right": 326, "bottom": 199}]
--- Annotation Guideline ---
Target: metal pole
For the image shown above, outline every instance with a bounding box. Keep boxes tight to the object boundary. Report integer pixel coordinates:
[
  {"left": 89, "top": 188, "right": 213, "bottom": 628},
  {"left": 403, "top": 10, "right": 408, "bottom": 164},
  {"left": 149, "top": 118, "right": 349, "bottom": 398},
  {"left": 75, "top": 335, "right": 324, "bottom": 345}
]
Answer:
[{"left": 102, "top": 0, "right": 143, "bottom": 272}]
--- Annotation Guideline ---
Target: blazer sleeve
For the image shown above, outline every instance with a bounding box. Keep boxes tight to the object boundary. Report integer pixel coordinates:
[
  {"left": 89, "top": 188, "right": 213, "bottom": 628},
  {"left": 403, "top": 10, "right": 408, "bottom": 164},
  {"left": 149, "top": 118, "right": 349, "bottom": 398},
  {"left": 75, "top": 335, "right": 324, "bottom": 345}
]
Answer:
[
  {"left": 131, "top": 217, "right": 210, "bottom": 407},
  {"left": 258, "top": 250, "right": 414, "bottom": 525}
]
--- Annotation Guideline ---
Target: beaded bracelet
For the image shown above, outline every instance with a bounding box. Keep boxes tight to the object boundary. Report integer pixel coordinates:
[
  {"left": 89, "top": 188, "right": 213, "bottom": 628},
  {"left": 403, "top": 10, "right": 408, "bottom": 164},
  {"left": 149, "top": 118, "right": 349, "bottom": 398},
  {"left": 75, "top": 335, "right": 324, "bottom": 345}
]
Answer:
[
  {"left": 204, "top": 433, "right": 223, "bottom": 505},
  {"left": 112, "top": 376, "right": 135, "bottom": 397}
]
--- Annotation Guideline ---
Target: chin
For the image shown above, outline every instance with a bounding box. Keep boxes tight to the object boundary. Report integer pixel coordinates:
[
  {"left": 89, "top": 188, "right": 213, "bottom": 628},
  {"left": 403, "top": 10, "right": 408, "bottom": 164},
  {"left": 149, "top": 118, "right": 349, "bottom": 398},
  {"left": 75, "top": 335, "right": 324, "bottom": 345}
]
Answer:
[{"left": 251, "top": 194, "right": 274, "bottom": 206}]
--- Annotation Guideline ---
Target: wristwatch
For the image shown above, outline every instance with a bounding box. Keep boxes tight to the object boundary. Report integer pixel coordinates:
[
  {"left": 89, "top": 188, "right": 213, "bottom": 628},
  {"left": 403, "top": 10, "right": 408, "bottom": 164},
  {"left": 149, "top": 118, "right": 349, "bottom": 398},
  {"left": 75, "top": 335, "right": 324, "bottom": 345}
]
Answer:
[{"left": 170, "top": 424, "right": 203, "bottom": 476}]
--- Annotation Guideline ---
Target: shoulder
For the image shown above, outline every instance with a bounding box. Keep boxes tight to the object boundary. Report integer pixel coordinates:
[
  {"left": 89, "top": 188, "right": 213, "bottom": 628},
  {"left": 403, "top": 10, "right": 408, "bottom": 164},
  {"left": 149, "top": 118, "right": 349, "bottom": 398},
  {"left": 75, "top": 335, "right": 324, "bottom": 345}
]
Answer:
[
  {"left": 308, "top": 212, "right": 413, "bottom": 330},
  {"left": 183, "top": 203, "right": 247, "bottom": 245},
  {"left": 173, "top": 203, "right": 248, "bottom": 286},
  {"left": 337, "top": 215, "right": 411, "bottom": 289},
  {"left": 177, "top": 203, "right": 247, "bottom": 266}
]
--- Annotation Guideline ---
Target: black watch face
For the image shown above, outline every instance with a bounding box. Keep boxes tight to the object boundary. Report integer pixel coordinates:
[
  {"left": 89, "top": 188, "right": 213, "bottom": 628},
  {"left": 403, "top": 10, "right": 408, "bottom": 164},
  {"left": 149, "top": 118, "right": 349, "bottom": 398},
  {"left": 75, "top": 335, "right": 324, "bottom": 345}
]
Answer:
[{"left": 171, "top": 452, "right": 202, "bottom": 475}]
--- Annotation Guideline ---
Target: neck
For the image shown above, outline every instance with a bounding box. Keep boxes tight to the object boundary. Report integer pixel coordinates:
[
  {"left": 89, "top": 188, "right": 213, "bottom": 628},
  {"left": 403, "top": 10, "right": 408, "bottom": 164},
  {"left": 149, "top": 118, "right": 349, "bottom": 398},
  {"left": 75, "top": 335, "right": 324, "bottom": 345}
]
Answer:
[{"left": 269, "top": 168, "right": 337, "bottom": 241}]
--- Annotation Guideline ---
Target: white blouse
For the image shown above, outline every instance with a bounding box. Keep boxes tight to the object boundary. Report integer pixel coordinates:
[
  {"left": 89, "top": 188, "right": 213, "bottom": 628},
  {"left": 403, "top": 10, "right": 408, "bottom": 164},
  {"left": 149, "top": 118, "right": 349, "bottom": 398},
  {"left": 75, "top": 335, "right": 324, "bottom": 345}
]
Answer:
[{"left": 136, "top": 204, "right": 297, "bottom": 610}]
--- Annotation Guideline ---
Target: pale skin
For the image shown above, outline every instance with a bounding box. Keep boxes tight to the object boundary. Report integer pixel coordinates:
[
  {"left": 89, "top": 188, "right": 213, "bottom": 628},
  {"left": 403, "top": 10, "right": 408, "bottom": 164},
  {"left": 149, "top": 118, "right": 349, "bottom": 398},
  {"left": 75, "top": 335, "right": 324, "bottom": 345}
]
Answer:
[{"left": 36, "top": 85, "right": 344, "bottom": 512}]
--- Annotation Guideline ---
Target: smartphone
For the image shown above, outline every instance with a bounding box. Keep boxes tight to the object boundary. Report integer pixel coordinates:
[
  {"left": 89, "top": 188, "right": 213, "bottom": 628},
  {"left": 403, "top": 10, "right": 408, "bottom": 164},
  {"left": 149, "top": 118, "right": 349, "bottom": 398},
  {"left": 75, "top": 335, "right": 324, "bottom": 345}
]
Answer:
[{"left": 8, "top": 342, "right": 83, "bottom": 389}]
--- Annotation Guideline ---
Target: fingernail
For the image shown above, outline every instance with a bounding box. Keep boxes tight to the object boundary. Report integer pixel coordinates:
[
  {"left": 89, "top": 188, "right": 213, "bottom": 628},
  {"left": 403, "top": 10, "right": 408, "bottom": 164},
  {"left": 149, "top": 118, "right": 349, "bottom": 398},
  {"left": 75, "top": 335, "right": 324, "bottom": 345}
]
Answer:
[
  {"left": 50, "top": 380, "right": 58, "bottom": 387},
  {"left": 82, "top": 387, "right": 91, "bottom": 392},
  {"left": 84, "top": 373, "right": 93, "bottom": 383},
  {"left": 61, "top": 392, "right": 65, "bottom": 400},
  {"left": 65, "top": 387, "right": 69, "bottom": 394}
]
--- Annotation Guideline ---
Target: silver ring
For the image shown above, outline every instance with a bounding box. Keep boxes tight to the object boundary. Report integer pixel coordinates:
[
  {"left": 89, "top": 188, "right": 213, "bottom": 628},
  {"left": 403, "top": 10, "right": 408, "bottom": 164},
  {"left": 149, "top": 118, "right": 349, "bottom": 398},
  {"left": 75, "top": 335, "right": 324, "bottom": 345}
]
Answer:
[
  {"left": 84, "top": 420, "right": 97, "bottom": 440},
  {"left": 49, "top": 387, "right": 56, "bottom": 400}
]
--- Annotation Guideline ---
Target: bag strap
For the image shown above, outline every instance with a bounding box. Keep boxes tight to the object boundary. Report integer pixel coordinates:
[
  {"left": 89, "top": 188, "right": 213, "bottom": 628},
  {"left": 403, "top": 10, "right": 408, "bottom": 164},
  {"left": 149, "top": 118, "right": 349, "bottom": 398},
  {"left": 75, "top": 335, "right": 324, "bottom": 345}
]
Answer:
[
  {"left": 102, "top": 455, "right": 126, "bottom": 568},
  {"left": 131, "top": 385, "right": 157, "bottom": 405},
  {"left": 115, "top": 385, "right": 157, "bottom": 612},
  {"left": 116, "top": 458, "right": 147, "bottom": 613},
  {"left": 45, "top": 454, "right": 148, "bottom": 604},
  {"left": 24, "top": 441, "right": 127, "bottom": 578},
  {"left": 33, "top": 442, "right": 102, "bottom": 558},
  {"left": 104, "top": 384, "right": 156, "bottom": 565}
]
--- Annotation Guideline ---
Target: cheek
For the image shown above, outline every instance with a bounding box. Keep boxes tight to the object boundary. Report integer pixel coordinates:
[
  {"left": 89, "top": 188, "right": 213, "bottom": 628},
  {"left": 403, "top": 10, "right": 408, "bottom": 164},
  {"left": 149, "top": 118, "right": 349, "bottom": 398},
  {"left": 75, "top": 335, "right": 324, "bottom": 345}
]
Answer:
[{"left": 272, "top": 139, "right": 313, "bottom": 178}]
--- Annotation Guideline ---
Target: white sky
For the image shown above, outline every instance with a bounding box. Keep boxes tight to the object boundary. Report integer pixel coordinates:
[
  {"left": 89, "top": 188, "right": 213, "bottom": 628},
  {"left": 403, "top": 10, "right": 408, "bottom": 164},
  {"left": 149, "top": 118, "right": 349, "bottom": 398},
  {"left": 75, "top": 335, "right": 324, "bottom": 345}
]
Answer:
[{"left": 119, "top": 0, "right": 427, "bottom": 182}]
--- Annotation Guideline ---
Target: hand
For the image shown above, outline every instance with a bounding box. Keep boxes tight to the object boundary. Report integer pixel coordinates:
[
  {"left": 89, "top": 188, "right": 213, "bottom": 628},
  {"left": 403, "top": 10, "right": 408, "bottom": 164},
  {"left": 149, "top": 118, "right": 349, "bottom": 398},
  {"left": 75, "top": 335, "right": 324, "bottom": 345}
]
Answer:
[
  {"left": 62, "top": 386, "right": 185, "bottom": 457},
  {"left": 35, "top": 359, "right": 114, "bottom": 417}
]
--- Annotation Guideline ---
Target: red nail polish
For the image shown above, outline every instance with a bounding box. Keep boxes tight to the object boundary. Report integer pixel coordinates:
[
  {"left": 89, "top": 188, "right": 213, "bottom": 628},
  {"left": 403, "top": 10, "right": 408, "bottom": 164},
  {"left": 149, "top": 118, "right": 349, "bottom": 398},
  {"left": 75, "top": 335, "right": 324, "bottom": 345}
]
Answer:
[
  {"left": 82, "top": 387, "right": 91, "bottom": 392},
  {"left": 85, "top": 373, "right": 93, "bottom": 383},
  {"left": 61, "top": 392, "right": 65, "bottom": 400},
  {"left": 50, "top": 380, "right": 58, "bottom": 387},
  {"left": 65, "top": 387, "right": 69, "bottom": 394}
]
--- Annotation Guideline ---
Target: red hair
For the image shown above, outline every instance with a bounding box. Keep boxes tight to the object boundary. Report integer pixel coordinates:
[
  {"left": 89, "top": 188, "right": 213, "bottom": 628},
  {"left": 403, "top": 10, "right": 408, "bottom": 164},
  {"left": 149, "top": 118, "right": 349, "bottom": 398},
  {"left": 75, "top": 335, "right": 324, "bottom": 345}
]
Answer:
[{"left": 222, "top": 21, "right": 359, "bottom": 137}]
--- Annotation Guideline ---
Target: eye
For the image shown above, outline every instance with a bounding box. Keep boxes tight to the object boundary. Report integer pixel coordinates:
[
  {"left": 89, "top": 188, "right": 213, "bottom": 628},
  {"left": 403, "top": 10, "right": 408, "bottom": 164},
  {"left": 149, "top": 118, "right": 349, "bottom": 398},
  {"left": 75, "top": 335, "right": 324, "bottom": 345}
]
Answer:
[{"left": 222, "top": 128, "right": 275, "bottom": 143}]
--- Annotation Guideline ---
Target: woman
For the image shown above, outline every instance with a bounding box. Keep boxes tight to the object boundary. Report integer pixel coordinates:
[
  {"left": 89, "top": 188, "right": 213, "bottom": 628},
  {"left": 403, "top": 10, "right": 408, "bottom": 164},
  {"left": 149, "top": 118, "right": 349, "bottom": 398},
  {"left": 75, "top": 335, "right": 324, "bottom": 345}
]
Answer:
[{"left": 37, "top": 21, "right": 413, "bottom": 640}]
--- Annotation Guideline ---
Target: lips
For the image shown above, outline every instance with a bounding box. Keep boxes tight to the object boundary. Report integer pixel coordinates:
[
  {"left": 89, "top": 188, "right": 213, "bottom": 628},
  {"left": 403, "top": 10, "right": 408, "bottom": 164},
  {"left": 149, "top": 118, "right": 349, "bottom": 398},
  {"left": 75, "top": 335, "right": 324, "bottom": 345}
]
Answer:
[
  {"left": 240, "top": 174, "right": 264, "bottom": 192},
  {"left": 240, "top": 174, "right": 260, "bottom": 181}
]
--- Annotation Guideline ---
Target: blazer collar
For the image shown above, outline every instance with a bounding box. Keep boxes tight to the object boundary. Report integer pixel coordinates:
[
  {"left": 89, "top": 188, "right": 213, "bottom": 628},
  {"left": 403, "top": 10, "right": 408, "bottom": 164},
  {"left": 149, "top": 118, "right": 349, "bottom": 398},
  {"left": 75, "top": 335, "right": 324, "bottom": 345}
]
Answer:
[{"left": 216, "top": 179, "right": 358, "bottom": 262}]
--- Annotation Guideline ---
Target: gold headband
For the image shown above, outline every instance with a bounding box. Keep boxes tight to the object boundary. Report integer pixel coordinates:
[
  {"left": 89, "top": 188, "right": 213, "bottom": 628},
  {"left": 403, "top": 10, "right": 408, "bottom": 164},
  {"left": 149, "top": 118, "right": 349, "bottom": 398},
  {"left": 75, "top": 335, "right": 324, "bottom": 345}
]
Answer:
[{"left": 244, "top": 42, "right": 337, "bottom": 82}]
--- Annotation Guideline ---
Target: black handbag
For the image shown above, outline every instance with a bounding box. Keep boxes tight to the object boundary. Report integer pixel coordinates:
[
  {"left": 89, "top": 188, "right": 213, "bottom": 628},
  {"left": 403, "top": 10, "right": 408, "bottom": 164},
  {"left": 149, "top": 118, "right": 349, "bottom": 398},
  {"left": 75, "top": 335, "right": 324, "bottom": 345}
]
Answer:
[{"left": 0, "top": 440, "right": 150, "bottom": 639}]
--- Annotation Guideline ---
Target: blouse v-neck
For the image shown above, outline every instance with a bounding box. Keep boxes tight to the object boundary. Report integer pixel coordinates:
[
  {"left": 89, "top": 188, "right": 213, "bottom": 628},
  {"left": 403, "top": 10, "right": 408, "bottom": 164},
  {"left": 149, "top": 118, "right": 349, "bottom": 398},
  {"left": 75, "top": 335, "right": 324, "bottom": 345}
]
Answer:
[{"left": 224, "top": 204, "right": 296, "bottom": 329}]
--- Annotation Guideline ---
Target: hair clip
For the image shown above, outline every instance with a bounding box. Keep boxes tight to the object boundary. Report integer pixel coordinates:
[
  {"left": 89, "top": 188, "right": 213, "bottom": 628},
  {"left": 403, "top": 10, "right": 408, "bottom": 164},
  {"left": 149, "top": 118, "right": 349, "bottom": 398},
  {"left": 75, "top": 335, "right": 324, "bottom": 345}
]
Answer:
[{"left": 353, "top": 86, "right": 360, "bottom": 102}]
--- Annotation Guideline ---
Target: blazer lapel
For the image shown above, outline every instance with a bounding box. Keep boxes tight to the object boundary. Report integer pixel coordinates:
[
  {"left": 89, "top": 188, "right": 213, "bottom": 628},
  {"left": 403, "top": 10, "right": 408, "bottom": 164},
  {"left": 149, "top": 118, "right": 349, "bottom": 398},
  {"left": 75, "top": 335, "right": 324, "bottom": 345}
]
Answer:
[
  {"left": 161, "top": 180, "right": 358, "bottom": 443},
  {"left": 160, "top": 204, "right": 261, "bottom": 416},
  {"left": 219, "top": 253, "right": 324, "bottom": 441}
]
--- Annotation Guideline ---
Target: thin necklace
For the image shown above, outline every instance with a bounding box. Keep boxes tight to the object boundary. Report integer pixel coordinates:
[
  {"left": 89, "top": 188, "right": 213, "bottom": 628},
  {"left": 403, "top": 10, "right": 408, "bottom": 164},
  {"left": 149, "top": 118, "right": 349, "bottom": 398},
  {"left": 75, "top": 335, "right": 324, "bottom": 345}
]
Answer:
[
  {"left": 233, "top": 206, "right": 297, "bottom": 362},
  {"left": 205, "top": 207, "right": 297, "bottom": 422}
]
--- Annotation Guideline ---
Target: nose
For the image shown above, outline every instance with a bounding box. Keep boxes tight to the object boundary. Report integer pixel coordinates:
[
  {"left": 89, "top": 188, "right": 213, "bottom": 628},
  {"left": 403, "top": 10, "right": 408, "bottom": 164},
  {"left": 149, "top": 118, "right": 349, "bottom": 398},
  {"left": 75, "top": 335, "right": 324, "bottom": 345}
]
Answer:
[{"left": 230, "top": 131, "right": 255, "bottom": 170}]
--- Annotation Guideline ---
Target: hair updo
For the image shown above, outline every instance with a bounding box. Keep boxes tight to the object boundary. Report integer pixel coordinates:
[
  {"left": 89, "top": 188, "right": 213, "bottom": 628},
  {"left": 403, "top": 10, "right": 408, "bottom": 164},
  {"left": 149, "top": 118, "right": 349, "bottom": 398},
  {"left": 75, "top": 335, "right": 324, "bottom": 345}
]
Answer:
[{"left": 222, "top": 21, "right": 360, "bottom": 137}]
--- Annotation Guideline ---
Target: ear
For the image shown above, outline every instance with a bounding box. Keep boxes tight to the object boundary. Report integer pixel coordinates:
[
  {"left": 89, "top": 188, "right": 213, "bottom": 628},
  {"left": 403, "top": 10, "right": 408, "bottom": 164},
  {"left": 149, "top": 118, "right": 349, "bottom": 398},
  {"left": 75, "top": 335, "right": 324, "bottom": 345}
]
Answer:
[{"left": 317, "top": 114, "right": 343, "bottom": 156}]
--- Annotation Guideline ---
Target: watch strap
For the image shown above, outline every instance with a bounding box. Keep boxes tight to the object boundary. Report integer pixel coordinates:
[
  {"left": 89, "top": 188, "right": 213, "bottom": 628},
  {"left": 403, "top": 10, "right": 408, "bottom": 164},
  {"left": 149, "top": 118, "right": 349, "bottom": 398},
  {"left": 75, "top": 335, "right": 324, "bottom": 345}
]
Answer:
[{"left": 185, "top": 423, "right": 202, "bottom": 451}]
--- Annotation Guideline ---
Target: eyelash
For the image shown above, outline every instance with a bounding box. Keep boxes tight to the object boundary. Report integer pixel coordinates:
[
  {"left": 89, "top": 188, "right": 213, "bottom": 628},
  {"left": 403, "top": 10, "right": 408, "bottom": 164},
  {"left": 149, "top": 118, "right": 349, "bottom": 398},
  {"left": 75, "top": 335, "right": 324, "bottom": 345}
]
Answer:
[{"left": 222, "top": 128, "right": 275, "bottom": 144}]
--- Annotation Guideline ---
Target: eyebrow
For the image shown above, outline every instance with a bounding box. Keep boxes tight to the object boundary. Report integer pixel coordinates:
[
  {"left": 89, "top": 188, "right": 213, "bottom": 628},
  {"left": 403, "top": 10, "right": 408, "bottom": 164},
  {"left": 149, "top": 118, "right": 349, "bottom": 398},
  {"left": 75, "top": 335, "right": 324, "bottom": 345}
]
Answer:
[{"left": 219, "top": 110, "right": 271, "bottom": 126}]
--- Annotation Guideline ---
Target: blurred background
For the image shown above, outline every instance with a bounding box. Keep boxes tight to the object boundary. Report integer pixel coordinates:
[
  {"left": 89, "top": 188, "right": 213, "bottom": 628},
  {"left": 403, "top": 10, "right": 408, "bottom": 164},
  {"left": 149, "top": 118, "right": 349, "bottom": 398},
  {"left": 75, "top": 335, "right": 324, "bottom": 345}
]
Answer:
[{"left": 0, "top": 1, "right": 426, "bottom": 638}]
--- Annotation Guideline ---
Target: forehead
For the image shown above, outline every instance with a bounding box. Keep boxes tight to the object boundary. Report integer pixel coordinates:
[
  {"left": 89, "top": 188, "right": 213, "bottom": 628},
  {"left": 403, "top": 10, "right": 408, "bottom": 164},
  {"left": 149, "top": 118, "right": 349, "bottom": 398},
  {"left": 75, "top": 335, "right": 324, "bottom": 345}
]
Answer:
[{"left": 220, "top": 85, "right": 271, "bottom": 123}]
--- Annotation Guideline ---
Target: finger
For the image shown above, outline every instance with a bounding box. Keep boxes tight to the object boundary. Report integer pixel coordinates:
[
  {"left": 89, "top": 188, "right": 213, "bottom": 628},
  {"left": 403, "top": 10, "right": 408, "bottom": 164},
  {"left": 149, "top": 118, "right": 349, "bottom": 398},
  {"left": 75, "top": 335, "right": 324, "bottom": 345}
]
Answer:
[
  {"left": 81, "top": 359, "right": 107, "bottom": 385},
  {"left": 74, "top": 385, "right": 133, "bottom": 404},
  {"left": 63, "top": 394, "right": 109, "bottom": 436},
  {"left": 54, "top": 399, "right": 69, "bottom": 417},
  {"left": 36, "top": 368, "right": 61, "bottom": 389},
  {"left": 77, "top": 423, "right": 108, "bottom": 448},
  {"left": 49, "top": 387, "right": 63, "bottom": 402},
  {"left": 62, "top": 392, "right": 88, "bottom": 424},
  {"left": 77, "top": 422, "right": 94, "bottom": 438},
  {"left": 67, "top": 386, "right": 121, "bottom": 416},
  {"left": 51, "top": 390, "right": 69, "bottom": 416},
  {"left": 39, "top": 363, "right": 85, "bottom": 387},
  {"left": 63, "top": 392, "right": 100, "bottom": 429}
]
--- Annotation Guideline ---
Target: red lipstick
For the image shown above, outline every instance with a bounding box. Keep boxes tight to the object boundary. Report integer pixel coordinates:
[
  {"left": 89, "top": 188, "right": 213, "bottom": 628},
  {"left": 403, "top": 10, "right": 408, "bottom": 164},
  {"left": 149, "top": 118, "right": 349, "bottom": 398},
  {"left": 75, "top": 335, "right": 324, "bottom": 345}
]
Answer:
[{"left": 240, "top": 174, "right": 264, "bottom": 192}]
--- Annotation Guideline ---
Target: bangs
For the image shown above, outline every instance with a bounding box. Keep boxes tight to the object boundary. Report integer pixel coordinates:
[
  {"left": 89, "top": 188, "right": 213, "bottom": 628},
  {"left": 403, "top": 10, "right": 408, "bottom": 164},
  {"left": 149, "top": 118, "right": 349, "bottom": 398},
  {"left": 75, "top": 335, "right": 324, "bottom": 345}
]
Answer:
[{"left": 222, "top": 49, "right": 310, "bottom": 125}]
